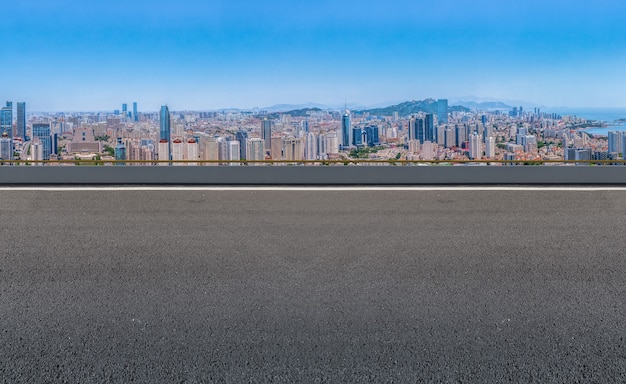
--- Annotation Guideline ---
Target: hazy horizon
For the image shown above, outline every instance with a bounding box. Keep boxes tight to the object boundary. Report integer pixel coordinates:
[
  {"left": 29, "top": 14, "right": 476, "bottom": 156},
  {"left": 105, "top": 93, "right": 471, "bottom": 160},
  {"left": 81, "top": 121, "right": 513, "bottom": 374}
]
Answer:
[{"left": 2, "top": 0, "right": 625, "bottom": 111}]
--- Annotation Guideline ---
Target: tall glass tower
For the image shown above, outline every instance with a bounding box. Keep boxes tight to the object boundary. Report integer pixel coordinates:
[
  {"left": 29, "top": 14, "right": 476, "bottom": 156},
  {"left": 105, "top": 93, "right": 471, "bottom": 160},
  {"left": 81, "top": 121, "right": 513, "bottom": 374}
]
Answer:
[
  {"left": 437, "top": 99, "right": 448, "bottom": 124},
  {"left": 17, "top": 102, "right": 26, "bottom": 139},
  {"left": 32, "top": 123, "right": 52, "bottom": 160},
  {"left": 160, "top": 105, "right": 171, "bottom": 160},
  {"left": 262, "top": 118, "right": 272, "bottom": 150},
  {"left": 341, "top": 110, "right": 352, "bottom": 149},
  {"left": 236, "top": 130, "right": 248, "bottom": 160},
  {"left": 133, "top": 102, "right": 138, "bottom": 122},
  {"left": 425, "top": 113, "right": 435, "bottom": 143}
]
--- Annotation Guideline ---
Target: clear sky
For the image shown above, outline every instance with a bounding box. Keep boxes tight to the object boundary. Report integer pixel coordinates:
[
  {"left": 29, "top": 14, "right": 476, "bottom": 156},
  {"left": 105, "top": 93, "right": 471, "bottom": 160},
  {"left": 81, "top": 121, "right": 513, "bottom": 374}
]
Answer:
[{"left": 2, "top": 0, "right": 626, "bottom": 111}]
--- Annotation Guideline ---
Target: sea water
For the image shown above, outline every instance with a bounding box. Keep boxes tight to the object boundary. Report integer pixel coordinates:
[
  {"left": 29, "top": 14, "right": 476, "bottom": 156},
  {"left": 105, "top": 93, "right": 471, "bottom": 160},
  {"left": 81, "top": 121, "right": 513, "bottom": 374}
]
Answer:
[{"left": 544, "top": 108, "right": 626, "bottom": 136}]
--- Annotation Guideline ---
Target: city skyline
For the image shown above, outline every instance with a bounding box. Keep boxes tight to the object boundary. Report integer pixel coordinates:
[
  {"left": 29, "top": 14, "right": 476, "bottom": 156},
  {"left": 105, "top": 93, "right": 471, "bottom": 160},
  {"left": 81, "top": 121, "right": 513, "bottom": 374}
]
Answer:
[{"left": 2, "top": 0, "right": 626, "bottom": 111}]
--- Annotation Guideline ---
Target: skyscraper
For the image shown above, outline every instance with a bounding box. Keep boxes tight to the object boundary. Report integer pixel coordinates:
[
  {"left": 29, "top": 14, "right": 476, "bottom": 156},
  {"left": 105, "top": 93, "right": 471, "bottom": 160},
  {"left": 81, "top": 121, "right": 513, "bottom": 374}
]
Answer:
[
  {"left": 485, "top": 136, "right": 496, "bottom": 158},
  {"left": 220, "top": 140, "right": 240, "bottom": 166},
  {"left": 425, "top": 113, "right": 435, "bottom": 143},
  {"left": 32, "top": 123, "right": 52, "bottom": 160},
  {"left": 415, "top": 118, "right": 425, "bottom": 144},
  {"left": 341, "top": 110, "right": 352, "bottom": 149},
  {"left": 305, "top": 132, "right": 317, "bottom": 160},
  {"left": 620, "top": 132, "right": 626, "bottom": 158},
  {"left": 16, "top": 102, "right": 25, "bottom": 139},
  {"left": 608, "top": 131, "right": 621, "bottom": 155},
  {"left": 160, "top": 106, "right": 171, "bottom": 160},
  {"left": 133, "top": 102, "right": 138, "bottom": 122},
  {"left": 469, "top": 131, "right": 482, "bottom": 160},
  {"left": 365, "top": 126, "right": 379, "bottom": 147},
  {"left": 236, "top": 130, "right": 248, "bottom": 160},
  {"left": 246, "top": 138, "right": 265, "bottom": 164},
  {"left": 341, "top": 109, "right": 353, "bottom": 148},
  {"left": 1, "top": 102, "right": 12, "bottom": 139},
  {"left": 262, "top": 118, "right": 272, "bottom": 150},
  {"left": 408, "top": 117, "right": 416, "bottom": 141},
  {"left": 437, "top": 99, "right": 448, "bottom": 124}
]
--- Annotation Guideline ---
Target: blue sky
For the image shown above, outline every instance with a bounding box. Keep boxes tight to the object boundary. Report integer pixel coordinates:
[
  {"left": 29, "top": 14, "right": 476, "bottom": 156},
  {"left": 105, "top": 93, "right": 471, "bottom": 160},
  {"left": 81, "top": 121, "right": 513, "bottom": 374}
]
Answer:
[{"left": 2, "top": 0, "right": 626, "bottom": 111}]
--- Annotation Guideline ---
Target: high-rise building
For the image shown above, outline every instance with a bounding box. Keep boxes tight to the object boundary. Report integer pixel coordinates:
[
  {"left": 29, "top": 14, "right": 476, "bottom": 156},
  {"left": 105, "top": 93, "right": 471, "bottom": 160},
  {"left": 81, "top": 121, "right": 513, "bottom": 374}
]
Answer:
[
  {"left": 326, "top": 132, "right": 339, "bottom": 155},
  {"left": 236, "top": 130, "right": 248, "bottom": 160},
  {"left": 133, "top": 102, "right": 138, "bottom": 122},
  {"left": 352, "top": 127, "right": 364, "bottom": 147},
  {"left": 172, "top": 139, "right": 184, "bottom": 164},
  {"left": 415, "top": 118, "right": 425, "bottom": 144},
  {"left": 341, "top": 110, "right": 352, "bottom": 149},
  {"left": 425, "top": 113, "right": 435, "bottom": 143},
  {"left": 32, "top": 123, "right": 53, "bottom": 160},
  {"left": 408, "top": 117, "right": 416, "bottom": 141},
  {"left": 31, "top": 141, "right": 44, "bottom": 165},
  {"left": 608, "top": 131, "right": 621, "bottom": 155},
  {"left": 469, "top": 131, "right": 482, "bottom": 160},
  {"left": 0, "top": 132, "right": 12, "bottom": 161},
  {"left": 485, "top": 136, "right": 496, "bottom": 158},
  {"left": 1, "top": 102, "right": 12, "bottom": 139},
  {"left": 114, "top": 137, "right": 126, "bottom": 165},
  {"left": 157, "top": 140, "right": 169, "bottom": 165},
  {"left": 620, "top": 132, "right": 626, "bottom": 158},
  {"left": 122, "top": 103, "right": 128, "bottom": 115},
  {"left": 226, "top": 140, "right": 240, "bottom": 166},
  {"left": 204, "top": 137, "right": 219, "bottom": 165},
  {"left": 283, "top": 137, "right": 303, "bottom": 161},
  {"left": 186, "top": 139, "right": 199, "bottom": 166},
  {"left": 246, "top": 138, "right": 265, "bottom": 164},
  {"left": 305, "top": 132, "right": 317, "bottom": 160},
  {"left": 437, "top": 99, "right": 448, "bottom": 124},
  {"left": 365, "top": 126, "right": 379, "bottom": 147},
  {"left": 262, "top": 118, "right": 272, "bottom": 150},
  {"left": 444, "top": 127, "right": 455, "bottom": 148},
  {"left": 270, "top": 136, "right": 283, "bottom": 160},
  {"left": 317, "top": 133, "right": 327, "bottom": 158},
  {"left": 159, "top": 106, "right": 171, "bottom": 160},
  {"left": 16, "top": 102, "right": 25, "bottom": 139},
  {"left": 455, "top": 124, "right": 466, "bottom": 147}
]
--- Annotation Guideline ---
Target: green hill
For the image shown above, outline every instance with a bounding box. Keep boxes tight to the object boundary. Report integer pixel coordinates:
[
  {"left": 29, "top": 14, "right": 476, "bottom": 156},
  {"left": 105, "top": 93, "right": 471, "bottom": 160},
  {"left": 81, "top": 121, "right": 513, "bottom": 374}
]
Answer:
[{"left": 357, "top": 99, "right": 469, "bottom": 117}]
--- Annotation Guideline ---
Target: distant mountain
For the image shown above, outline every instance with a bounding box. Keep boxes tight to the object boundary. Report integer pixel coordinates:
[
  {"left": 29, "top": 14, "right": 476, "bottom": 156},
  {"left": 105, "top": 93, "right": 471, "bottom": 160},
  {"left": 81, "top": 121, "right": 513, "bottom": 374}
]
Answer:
[
  {"left": 356, "top": 99, "right": 469, "bottom": 117},
  {"left": 262, "top": 103, "right": 330, "bottom": 112},
  {"left": 455, "top": 101, "right": 514, "bottom": 110},
  {"left": 262, "top": 102, "right": 369, "bottom": 112},
  {"left": 267, "top": 108, "right": 324, "bottom": 118}
]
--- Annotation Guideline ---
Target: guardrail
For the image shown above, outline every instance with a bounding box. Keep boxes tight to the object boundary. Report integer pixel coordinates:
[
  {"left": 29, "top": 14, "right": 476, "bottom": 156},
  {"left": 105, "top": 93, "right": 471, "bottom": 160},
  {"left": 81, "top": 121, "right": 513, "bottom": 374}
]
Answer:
[
  {"left": 2, "top": 159, "right": 626, "bottom": 165},
  {"left": 3, "top": 161, "right": 626, "bottom": 185}
]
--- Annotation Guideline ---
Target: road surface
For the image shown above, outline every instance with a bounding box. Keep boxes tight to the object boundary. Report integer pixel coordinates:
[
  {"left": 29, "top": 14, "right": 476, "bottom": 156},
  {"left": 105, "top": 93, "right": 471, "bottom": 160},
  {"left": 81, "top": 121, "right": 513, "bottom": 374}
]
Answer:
[{"left": 1, "top": 188, "right": 625, "bottom": 382}]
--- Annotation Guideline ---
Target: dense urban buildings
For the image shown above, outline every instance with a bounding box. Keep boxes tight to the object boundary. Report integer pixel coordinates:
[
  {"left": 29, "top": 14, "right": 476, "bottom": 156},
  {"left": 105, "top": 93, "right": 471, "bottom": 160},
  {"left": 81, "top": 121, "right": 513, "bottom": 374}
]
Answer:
[{"left": 0, "top": 98, "right": 620, "bottom": 166}]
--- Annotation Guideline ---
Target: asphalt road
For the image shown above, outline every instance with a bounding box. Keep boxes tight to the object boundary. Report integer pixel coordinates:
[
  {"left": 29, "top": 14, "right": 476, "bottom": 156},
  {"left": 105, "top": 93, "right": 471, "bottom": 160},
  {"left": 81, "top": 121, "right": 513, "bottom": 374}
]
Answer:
[{"left": 1, "top": 189, "right": 625, "bottom": 383}]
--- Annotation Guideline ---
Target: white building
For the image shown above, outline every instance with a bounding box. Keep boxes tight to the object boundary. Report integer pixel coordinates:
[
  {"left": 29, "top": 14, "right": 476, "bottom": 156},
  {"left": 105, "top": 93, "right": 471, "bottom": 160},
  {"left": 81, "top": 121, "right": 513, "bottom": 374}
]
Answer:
[
  {"left": 246, "top": 138, "right": 265, "bottom": 164},
  {"left": 157, "top": 139, "right": 169, "bottom": 165},
  {"left": 185, "top": 139, "right": 199, "bottom": 166},
  {"left": 485, "top": 136, "right": 496, "bottom": 158},
  {"left": 469, "top": 132, "right": 482, "bottom": 160}
]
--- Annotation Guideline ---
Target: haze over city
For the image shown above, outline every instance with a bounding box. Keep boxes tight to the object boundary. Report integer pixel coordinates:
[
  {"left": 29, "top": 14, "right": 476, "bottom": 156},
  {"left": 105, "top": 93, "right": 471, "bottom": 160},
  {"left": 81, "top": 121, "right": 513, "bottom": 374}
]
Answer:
[{"left": 2, "top": 0, "right": 625, "bottom": 111}]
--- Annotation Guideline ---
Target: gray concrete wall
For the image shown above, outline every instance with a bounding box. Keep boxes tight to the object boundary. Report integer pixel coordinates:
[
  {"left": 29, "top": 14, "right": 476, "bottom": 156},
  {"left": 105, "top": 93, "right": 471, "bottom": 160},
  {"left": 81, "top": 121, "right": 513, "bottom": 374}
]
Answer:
[{"left": 2, "top": 165, "right": 626, "bottom": 184}]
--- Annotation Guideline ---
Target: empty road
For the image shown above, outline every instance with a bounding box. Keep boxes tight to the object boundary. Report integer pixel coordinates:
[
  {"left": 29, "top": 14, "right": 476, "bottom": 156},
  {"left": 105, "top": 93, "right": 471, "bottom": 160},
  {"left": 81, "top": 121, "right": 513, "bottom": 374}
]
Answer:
[{"left": 1, "top": 188, "right": 625, "bottom": 382}]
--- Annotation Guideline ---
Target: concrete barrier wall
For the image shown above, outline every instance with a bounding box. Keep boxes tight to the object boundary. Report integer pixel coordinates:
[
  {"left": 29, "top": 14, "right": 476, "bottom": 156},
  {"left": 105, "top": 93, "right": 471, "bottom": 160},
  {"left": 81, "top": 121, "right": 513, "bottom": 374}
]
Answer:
[{"left": 2, "top": 166, "right": 626, "bottom": 185}]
